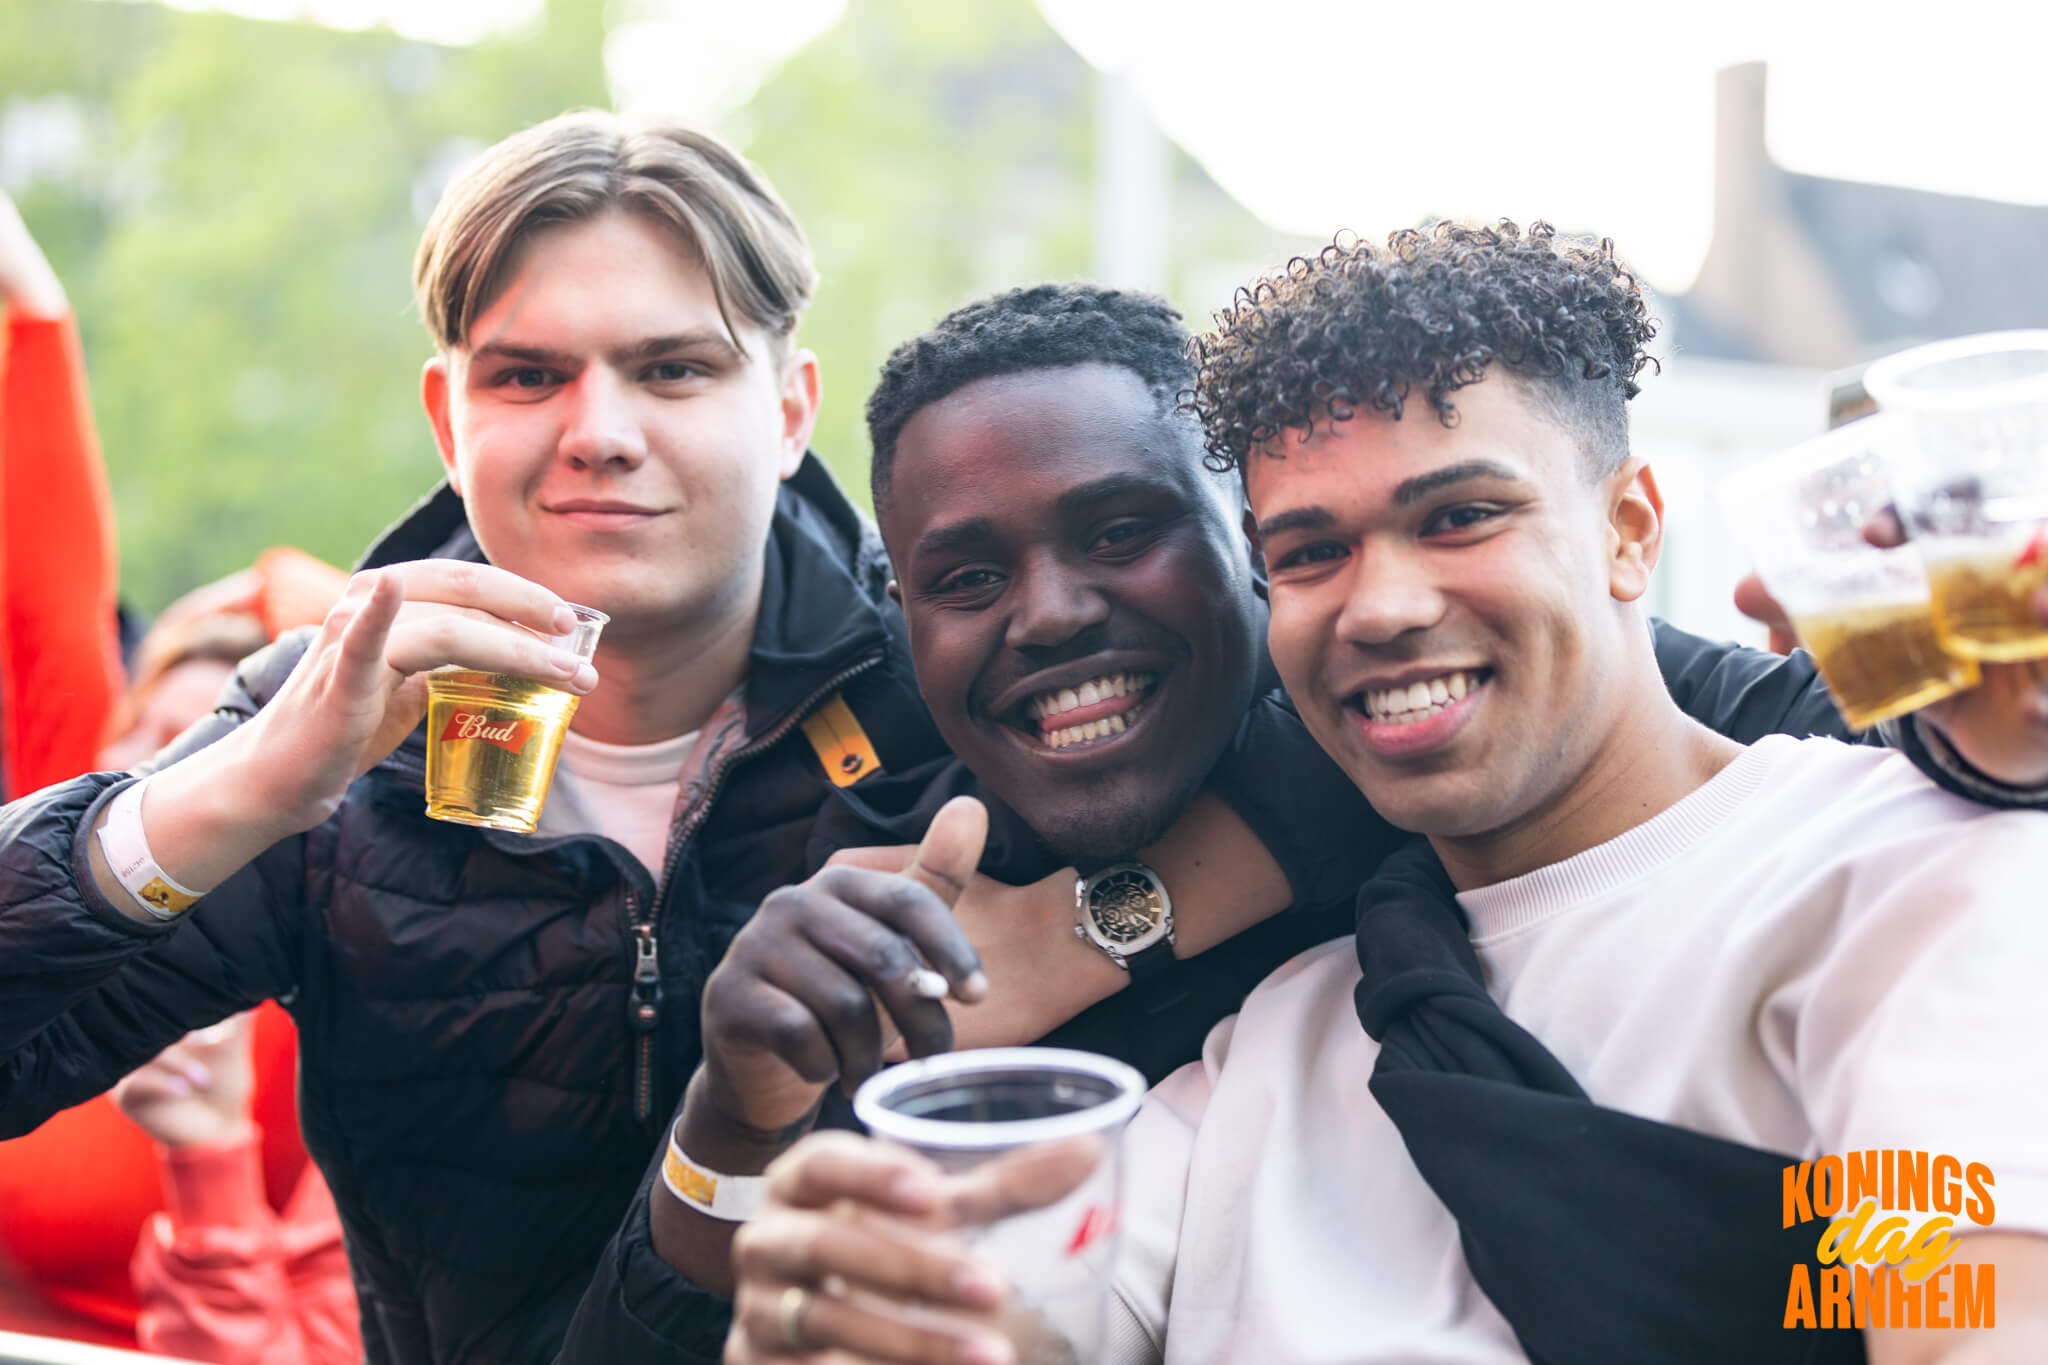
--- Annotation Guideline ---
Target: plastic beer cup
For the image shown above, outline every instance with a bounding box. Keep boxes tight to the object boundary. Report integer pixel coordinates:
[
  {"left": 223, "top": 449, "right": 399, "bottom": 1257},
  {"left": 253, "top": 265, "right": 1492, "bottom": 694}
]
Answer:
[
  {"left": 1719, "top": 417, "right": 1977, "bottom": 730},
  {"left": 1863, "top": 330, "right": 2048, "bottom": 662},
  {"left": 854, "top": 1048, "right": 1147, "bottom": 1365},
  {"left": 423, "top": 603, "right": 607, "bottom": 832}
]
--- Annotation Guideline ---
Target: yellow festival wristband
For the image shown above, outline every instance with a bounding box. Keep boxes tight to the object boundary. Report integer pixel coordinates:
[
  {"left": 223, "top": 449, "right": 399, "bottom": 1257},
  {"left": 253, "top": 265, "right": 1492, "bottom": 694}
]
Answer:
[
  {"left": 661, "top": 1131, "right": 767, "bottom": 1223},
  {"left": 96, "top": 778, "right": 204, "bottom": 921}
]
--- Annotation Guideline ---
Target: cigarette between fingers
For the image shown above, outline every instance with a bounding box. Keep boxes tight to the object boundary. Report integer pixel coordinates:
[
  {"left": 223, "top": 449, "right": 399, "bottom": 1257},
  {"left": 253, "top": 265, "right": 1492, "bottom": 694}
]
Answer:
[{"left": 906, "top": 967, "right": 950, "bottom": 1000}]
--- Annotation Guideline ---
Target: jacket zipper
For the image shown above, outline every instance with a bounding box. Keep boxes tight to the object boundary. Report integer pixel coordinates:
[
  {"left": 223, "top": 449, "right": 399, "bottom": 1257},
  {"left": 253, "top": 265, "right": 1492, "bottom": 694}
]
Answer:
[
  {"left": 626, "top": 651, "right": 884, "bottom": 1121},
  {"left": 627, "top": 907, "right": 661, "bottom": 1121}
]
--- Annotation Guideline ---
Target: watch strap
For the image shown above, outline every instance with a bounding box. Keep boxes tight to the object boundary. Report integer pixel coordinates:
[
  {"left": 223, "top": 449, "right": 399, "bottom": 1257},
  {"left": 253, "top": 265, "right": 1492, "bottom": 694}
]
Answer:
[{"left": 1122, "top": 937, "right": 1176, "bottom": 986}]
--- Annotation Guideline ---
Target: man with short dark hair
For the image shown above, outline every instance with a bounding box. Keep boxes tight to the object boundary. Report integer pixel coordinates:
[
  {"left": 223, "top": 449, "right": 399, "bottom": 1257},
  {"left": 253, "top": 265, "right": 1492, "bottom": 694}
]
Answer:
[{"left": 721, "top": 227, "right": 2048, "bottom": 1365}]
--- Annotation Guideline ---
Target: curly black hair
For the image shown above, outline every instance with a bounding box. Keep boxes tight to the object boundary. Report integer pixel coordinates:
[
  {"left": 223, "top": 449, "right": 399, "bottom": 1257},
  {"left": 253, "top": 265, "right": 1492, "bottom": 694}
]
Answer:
[
  {"left": 1187, "top": 220, "right": 1659, "bottom": 479},
  {"left": 867, "top": 283, "right": 1199, "bottom": 514}
]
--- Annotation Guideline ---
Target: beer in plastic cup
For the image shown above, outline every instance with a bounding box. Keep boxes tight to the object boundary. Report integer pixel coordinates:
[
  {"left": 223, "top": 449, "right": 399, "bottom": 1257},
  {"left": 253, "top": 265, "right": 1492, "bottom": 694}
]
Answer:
[
  {"left": 853, "top": 1048, "right": 1147, "bottom": 1365},
  {"left": 423, "top": 603, "right": 607, "bottom": 833},
  {"left": 1863, "top": 330, "right": 2048, "bottom": 661},
  {"left": 1719, "top": 417, "right": 1977, "bottom": 730}
]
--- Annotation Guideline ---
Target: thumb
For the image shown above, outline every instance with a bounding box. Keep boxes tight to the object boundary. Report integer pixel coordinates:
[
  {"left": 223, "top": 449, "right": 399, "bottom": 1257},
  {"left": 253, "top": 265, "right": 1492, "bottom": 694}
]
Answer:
[
  {"left": 902, "top": 796, "right": 988, "bottom": 912},
  {"left": 826, "top": 844, "right": 919, "bottom": 874}
]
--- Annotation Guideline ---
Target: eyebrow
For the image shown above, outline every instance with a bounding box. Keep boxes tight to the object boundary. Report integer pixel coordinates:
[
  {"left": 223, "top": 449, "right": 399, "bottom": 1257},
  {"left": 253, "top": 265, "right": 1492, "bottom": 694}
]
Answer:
[
  {"left": 1256, "top": 459, "right": 1529, "bottom": 540},
  {"left": 1053, "top": 472, "right": 1173, "bottom": 515},
  {"left": 470, "top": 330, "right": 739, "bottom": 368},
  {"left": 1392, "top": 459, "right": 1526, "bottom": 506},
  {"left": 1254, "top": 505, "right": 1338, "bottom": 541},
  {"left": 912, "top": 516, "right": 999, "bottom": 561},
  {"left": 912, "top": 472, "right": 1180, "bottom": 561}
]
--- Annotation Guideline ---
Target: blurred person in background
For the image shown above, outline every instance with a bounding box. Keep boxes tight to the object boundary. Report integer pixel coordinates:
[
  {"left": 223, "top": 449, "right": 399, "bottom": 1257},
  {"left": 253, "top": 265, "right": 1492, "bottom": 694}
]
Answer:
[
  {"left": 0, "top": 555, "right": 346, "bottom": 1357},
  {"left": 0, "top": 189, "right": 124, "bottom": 801},
  {"left": 99, "top": 547, "right": 349, "bottom": 770},
  {"left": 115, "top": 1013, "right": 359, "bottom": 1365}
]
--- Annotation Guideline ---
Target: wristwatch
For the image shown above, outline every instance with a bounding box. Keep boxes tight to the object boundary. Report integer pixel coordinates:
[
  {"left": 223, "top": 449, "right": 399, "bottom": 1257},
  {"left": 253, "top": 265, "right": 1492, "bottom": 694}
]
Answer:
[{"left": 1074, "top": 862, "right": 1176, "bottom": 984}]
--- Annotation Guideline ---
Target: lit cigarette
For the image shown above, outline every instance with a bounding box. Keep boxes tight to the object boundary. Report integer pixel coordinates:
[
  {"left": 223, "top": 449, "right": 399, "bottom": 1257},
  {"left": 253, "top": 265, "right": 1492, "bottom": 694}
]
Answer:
[{"left": 906, "top": 967, "right": 950, "bottom": 1000}]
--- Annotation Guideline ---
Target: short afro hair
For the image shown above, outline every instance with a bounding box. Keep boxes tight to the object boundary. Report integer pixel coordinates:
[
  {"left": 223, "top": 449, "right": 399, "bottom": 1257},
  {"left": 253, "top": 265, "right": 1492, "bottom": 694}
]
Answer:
[
  {"left": 867, "top": 283, "right": 1197, "bottom": 514},
  {"left": 1188, "top": 220, "right": 1658, "bottom": 480}
]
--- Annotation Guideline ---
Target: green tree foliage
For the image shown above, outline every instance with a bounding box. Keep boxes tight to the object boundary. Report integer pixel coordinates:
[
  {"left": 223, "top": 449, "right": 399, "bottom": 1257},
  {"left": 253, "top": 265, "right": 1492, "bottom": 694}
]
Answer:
[
  {"left": 732, "top": 0, "right": 1096, "bottom": 497},
  {"left": 2, "top": 0, "right": 610, "bottom": 612},
  {"left": 3, "top": 0, "right": 1283, "bottom": 613}
]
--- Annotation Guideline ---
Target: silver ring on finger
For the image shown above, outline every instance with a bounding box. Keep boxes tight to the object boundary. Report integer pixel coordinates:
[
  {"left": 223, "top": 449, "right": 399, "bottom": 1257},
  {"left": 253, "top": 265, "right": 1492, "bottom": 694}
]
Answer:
[{"left": 778, "top": 1285, "right": 816, "bottom": 1353}]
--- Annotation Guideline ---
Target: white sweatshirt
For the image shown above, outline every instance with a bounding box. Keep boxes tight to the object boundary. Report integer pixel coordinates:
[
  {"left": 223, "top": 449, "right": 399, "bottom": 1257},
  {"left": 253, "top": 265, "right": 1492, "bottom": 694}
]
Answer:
[{"left": 1106, "top": 736, "right": 2048, "bottom": 1364}]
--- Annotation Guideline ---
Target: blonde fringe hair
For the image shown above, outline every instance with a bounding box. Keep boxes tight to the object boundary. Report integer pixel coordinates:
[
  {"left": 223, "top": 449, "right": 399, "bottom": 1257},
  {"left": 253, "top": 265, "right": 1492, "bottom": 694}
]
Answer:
[{"left": 412, "top": 110, "right": 818, "bottom": 357}]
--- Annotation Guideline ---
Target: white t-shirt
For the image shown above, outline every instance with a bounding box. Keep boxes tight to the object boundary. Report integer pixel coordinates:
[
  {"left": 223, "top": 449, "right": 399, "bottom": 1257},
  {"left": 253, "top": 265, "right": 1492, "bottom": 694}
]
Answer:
[
  {"left": 1108, "top": 735, "right": 2048, "bottom": 1364},
  {"left": 537, "top": 728, "right": 699, "bottom": 880}
]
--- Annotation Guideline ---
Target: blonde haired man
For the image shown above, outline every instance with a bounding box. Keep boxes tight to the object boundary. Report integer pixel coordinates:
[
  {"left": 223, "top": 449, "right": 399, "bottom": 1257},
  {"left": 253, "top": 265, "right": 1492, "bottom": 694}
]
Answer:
[{"left": 0, "top": 111, "right": 945, "bottom": 1364}]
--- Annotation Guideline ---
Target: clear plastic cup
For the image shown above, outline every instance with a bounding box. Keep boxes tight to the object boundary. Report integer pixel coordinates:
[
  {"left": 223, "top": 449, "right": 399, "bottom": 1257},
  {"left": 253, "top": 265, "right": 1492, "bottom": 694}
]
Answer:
[
  {"left": 854, "top": 1048, "right": 1147, "bottom": 1365},
  {"left": 422, "top": 603, "right": 607, "bottom": 832},
  {"left": 1863, "top": 330, "right": 2048, "bottom": 661},
  {"left": 1719, "top": 417, "right": 1977, "bottom": 730}
]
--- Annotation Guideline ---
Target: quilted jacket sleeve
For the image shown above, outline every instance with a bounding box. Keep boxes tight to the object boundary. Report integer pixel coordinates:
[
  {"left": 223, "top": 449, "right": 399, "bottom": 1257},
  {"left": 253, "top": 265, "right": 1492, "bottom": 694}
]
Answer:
[{"left": 0, "top": 638, "right": 309, "bottom": 1138}]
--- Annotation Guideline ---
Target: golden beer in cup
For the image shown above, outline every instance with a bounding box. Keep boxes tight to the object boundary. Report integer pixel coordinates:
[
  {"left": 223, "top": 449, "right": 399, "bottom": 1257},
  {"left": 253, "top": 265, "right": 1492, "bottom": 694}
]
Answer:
[
  {"left": 1720, "top": 418, "right": 1976, "bottom": 731},
  {"left": 1919, "top": 533, "right": 2048, "bottom": 662},
  {"left": 423, "top": 603, "right": 606, "bottom": 833},
  {"left": 1786, "top": 599, "right": 1978, "bottom": 731},
  {"left": 1864, "top": 330, "right": 2048, "bottom": 661}
]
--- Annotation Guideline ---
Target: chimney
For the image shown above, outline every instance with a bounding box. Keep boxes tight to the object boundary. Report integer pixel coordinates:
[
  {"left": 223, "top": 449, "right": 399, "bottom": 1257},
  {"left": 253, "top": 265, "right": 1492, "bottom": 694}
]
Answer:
[{"left": 1713, "top": 61, "right": 1770, "bottom": 238}]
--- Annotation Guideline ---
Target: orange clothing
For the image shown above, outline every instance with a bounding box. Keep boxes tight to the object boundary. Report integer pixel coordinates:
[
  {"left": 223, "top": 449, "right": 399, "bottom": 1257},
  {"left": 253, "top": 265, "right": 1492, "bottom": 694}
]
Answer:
[
  {"left": 0, "top": 1003, "right": 314, "bottom": 1349},
  {"left": 0, "top": 305, "right": 358, "bottom": 1362},
  {"left": 133, "top": 1132, "right": 359, "bottom": 1365},
  {"left": 0, "top": 308, "right": 123, "bottom": 798}
]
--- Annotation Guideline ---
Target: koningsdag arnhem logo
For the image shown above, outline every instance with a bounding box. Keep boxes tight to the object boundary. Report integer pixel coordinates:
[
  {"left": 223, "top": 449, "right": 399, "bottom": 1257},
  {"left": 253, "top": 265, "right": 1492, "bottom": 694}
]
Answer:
[{"left": 1782, "top": 1150, "right": 1995, "bottom": 1330}]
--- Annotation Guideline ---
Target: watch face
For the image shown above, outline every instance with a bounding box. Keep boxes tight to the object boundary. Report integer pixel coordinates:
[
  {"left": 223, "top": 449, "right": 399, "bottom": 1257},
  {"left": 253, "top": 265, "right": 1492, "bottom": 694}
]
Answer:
[{"left": 1086, "top": 866, "right": 1167, "bottom": 948}]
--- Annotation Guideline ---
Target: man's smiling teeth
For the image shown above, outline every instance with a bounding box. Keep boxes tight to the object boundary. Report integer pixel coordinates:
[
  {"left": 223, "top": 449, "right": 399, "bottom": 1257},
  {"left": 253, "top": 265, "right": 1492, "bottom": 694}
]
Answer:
[
  {"left": 1364, "top": 670, "right": 1484, "bottom": 725},
  {"left": 1027, "top": 672, "right": 1153, "bottom": 720},
  {"left": 1044, "top": 709, "right": 1133, "bottom": 749}
]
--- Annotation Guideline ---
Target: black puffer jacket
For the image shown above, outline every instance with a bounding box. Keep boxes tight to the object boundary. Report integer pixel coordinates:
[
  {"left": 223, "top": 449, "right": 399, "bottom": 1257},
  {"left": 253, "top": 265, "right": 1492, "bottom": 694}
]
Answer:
[{"left": 0, "top": 455, "right": 942, "bottom": 1364}]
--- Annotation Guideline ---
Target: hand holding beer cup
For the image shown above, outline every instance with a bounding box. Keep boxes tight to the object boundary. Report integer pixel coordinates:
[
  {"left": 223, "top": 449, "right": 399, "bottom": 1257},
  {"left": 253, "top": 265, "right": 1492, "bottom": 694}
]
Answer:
[
  {"left": 1720, "top": 417, "right": 1978, "bottom": 732},
  {"left": 1863, "top": 330, "right": 2048, "bottom": 662},
  {"left": 726, "top": 1130, "right": 1097, "bottom": 1365},
  {"left": 225, "top": 560, "right": 599, "bottom": 841},
  {"left": 724, "top": 1055, "right": 1141, "bottom": 1365},
  {"left": 1736, "top": 370, "right": 2048, "bottom": 777}
]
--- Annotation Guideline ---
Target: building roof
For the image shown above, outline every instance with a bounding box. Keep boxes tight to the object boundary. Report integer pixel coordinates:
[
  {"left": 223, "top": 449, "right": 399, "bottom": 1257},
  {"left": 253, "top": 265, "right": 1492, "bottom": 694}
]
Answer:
[{"left": 1781, "top": 170, "right": 2048, "bottom": 357}]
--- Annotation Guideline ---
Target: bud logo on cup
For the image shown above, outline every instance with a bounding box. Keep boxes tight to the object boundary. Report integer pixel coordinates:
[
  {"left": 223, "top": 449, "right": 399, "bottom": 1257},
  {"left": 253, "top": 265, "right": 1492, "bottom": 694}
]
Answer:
[
  {"left": 2017, "top": 530, "right": 2046, "bottom": 570},
  {"left": 438, "top": 710, "right": 538, "bottom": 755},
  {"left": 1065, "top": 1203, "right": 1117, "bottom": 1258}
]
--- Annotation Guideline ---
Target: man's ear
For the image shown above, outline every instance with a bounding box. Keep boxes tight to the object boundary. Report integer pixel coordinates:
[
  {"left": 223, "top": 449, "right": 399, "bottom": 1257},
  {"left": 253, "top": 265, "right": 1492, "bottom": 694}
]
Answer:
[
  {"left": 1242, "top": 506, "right": 1270, "bottom": 601},
  {"left": 421, "top": 356, "right": 461, "bottom": 495},
  {"left": 777, "top": 347, "right": 823, "bottom": 481},
  {"left": 1607, "top": 457, "right": 1663, "bottom": 603}
]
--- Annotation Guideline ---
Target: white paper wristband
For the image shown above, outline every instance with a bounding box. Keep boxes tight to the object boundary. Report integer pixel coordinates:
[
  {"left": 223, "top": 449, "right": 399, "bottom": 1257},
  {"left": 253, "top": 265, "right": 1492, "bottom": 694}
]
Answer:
[
  {"left": 660, "top": 1132, "right": 767, "bottom": 1222},
  {"left": 96, "top": 779, "right": 204, "bottom": 921}
]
